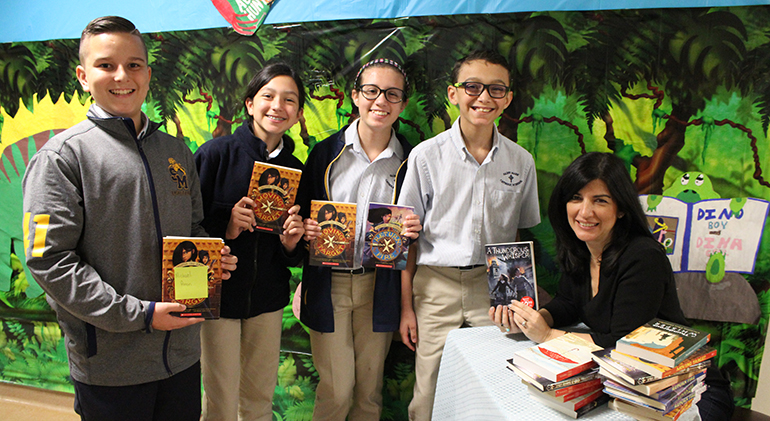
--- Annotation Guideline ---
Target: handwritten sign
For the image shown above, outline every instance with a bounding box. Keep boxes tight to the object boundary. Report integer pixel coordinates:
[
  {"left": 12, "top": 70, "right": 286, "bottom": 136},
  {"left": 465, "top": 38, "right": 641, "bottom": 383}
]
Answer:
[{"left": 174, "top": 266, "right": 209, "bottom": 300}]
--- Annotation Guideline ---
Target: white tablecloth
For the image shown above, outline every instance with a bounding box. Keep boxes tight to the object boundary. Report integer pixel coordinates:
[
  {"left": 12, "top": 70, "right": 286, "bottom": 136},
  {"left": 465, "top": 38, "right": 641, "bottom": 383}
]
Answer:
[{"left": 432, "top": 326, "right": 700, "bottom": 421}]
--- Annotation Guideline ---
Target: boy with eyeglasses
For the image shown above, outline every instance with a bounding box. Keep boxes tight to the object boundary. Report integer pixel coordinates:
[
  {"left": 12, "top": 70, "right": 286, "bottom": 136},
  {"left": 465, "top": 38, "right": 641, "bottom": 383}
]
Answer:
[{"left": 397, "top": 50, "right": 540, "bottom": 420}]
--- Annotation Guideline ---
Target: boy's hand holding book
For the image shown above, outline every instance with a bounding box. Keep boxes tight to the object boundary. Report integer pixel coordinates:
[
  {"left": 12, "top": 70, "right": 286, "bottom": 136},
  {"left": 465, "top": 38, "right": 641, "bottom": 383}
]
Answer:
[
  {"left": 401, "top": 212, "right": 422, "bottom": 240},
  {"left": 227, "top": 196, "right": 258, "bottom": 239},
  {"left": 279, "top": 204, "right": 304, "bottom": 252}
]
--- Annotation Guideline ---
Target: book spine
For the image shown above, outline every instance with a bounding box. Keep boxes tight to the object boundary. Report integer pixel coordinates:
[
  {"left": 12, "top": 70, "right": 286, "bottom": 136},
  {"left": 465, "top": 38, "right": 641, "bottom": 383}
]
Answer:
[
  {"left": 573, "top": 389, "right": 604, "bottom": 411},
  {"left": 554, "top": 378, "right": 602, "bottom": 397},
  {"left": 556, "top": 361, "right": 597, "bottom": 382},
  {"left": 660, "top": 349, "right": 716, "bottom": 378}
]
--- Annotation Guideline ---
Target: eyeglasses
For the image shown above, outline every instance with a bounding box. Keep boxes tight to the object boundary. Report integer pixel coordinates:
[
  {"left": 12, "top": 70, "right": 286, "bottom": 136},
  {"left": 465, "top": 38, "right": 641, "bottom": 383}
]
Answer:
[
  {"left": 357, "top": 84, "right": 406, "bottom": 103},
  {"left": 453, "top": 82, "right": 510, "bottom": 99}
]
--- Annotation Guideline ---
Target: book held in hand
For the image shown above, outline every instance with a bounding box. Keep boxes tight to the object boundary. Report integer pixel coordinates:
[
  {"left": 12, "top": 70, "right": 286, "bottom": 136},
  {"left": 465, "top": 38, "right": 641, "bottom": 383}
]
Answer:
[
  {"left": 161, "top": 236, "right": 224, "bottom": 319},
  {"left": 513, "top": 333, "right": 602, "bottom": 382},
  {"left": 309, "top": 200, "right": 357, "bottom": 268},
  {"left": 616, "top": 318, "right": 710, "bottom": 367},
  {"left": 362, "top": 203, "right": 413, "bottom": 270},
  {"left": 485, "top": 241, "right": 538, "bottom": 308},
  {"left": 247, "top": 161, "right": 302, "bottom": 234}
]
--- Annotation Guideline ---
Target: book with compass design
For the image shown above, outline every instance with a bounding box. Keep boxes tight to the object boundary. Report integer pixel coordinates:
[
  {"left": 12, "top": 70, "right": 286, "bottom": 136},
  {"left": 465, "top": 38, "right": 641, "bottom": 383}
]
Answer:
[
  {"left": 247, "top": 161, "right": 302, "bottom": 234},
  {"left": 309, "top": 200, "right": 357, "bottom": 268},
  {"left": 363, "top": 202, "right": 413, "bottom": 270}
]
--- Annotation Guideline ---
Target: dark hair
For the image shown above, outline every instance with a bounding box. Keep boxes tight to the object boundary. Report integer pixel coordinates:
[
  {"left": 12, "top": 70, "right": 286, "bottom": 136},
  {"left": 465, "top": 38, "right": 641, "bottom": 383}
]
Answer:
[
  {"left": 450, "top": 50, "right": 512, "bottom": 84},
  {"left": 367, "top": 207, "right": 392, "bottom": 224},
  {"left": 547, "top": 152, "right": 655, "bottom": 282},
  {"left": 258, "top": 168, "right": 281, "bottom": 186},
  {"left": 79, "top": 16, "right": 147, "bottom": 64},
  {"left": 317, "top": 204, "right": 338, "bottom": 223},
  {"left": 198, "top": 250, "right": 210, "bottom": 263},
  {"left": 243, "top": 63, "right": 306, "bottom": 124},
  {"left": 172, "top": 241, "right": 198, "bottom": 266}
]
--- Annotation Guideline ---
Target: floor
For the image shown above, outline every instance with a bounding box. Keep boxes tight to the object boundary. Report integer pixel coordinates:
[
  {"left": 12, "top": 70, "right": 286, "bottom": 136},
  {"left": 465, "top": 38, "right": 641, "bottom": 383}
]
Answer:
[{"left": 0, "top": 382, "right": 79, "bottom": 420}]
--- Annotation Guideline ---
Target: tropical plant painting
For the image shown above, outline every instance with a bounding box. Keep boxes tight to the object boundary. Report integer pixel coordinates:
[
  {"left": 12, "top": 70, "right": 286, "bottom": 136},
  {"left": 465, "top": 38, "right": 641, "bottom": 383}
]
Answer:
[{"left": 1, "top": 7, "right": 769, "bottom": 417}]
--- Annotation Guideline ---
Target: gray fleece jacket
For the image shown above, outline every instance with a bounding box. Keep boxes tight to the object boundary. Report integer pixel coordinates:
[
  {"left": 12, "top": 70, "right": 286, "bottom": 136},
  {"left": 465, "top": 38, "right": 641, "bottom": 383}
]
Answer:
[{"left": 22, "top": 105, "right": 206, "bottom": 386}]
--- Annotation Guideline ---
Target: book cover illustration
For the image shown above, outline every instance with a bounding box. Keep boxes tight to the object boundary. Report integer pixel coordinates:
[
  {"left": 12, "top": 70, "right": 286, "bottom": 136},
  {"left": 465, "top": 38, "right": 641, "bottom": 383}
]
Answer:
[
  {"left": 247, "top": 161, "right": 302, "bottom": 234},
  {"left": 639, "top": 195, "right": 769, "bottom": 273},
  {"left": 616, "top": 319, "right": 711, "bottom": 367},
  {"left": 485, "top": 241, "right": 538, "bottom": 308},
  {"left": 309, "top": 200, "right": 357, "bottom": 268},
  {"left": 513, "top": 333, "right": 602, "bottom": 382},
  {"left": 362, "top": 203, "right": 413, "bottom": 270},
  {"left": 161, "top": 236, "right": 224, "bottom": 319},
  {"left": 610, "top": 346, "right": 716, "bottom": 379}
]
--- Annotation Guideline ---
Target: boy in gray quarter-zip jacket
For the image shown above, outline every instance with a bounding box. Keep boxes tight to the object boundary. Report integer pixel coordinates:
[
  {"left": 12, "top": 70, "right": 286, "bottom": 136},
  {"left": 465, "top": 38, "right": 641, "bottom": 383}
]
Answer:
[{"left": 21, "top": 16, "right": 236, "bottom": 421}]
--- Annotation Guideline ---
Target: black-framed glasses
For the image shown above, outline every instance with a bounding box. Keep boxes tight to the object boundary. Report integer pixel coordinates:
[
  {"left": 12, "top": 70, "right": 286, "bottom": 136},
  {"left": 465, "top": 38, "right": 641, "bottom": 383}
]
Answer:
[
  {"left": 453, "top": 82, "right": 510, "bottom": 99},
  {"left": 358, "top": 84, "right": 406, "bottom": 103}
]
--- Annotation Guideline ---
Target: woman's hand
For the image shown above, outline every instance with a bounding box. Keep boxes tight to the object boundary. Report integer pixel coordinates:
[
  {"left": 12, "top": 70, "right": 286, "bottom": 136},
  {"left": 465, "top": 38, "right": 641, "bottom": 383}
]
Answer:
[
  {"left": 508, "top": 300, "right": 558, "bottom": 343},
  {"left": 488, "top": 304, "right": 521, "bottom": 334},
  {"left": 303, "top": 218, "right": 321, "bottom": 242},
  {"left": 226, "top": 197, "right": 257, "bottom": 240}
]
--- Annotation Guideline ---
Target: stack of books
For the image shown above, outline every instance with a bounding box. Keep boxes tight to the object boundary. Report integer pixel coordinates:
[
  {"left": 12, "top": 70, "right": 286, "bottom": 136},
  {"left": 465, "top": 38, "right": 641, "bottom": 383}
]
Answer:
[
  {"left": 508, "top": 333, "right": 609, "bottom": 418},
  {"left": 595, "top": 318, "right": 714, "bottom": 421}
]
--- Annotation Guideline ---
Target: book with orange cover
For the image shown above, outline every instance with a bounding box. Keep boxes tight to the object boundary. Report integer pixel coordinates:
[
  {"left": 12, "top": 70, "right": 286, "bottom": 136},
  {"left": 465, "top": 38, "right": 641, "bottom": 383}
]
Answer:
[
  {"left": 247, "top": 161, "right": 302, "bottom": 234},
  {"left": 610, "top": 346, "right": 716, "bottom": 379},
  {"left": 161, "top": 236, "right": 224, "bottom": 319},
  {"left": 308, "top": 200, "right": 357, "bottom": 268},
  {"left": 616, "top": 319, "right": 710, "bottom": 367}
]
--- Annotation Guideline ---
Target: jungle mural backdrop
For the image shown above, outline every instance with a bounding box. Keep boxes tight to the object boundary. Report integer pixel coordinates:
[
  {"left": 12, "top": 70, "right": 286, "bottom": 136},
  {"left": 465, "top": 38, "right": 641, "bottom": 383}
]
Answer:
[{"left": 2, "top": 6, "right": 770, "bottom": 419}]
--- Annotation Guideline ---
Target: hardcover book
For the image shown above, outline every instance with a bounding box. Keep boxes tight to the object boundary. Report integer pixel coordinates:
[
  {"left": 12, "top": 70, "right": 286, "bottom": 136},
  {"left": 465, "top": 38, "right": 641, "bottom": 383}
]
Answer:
[
  {"left": 308, "top": 200, "right": 357, "bottom": 268},
  {"left": 161, "top": 236, "right": 224, "bottom": 319},
  {"left": 513, "top": 333, "right": 602, "bottom": 382},
  {"left": 616, "top": 319, "right": 711, "bottom": 367},
  {"left": 362, "top": 203, "right": 413, "bottom": 270},
  {"left": 610, "top": 346, "right": 716, "bottom": 379},
  {"left": 507, "top": 360, "right": 600, "bottom": 392},
  {"left": 247, "top": 161, "right": 302, "bottom": 234},
  {"left": 485, "top": 241, "right": 538, "bottom": 308}
]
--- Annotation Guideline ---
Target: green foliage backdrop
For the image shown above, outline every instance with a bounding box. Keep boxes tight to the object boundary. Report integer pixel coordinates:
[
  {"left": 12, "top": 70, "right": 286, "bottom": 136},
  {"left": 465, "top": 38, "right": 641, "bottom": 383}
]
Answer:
[{"left": 1, "top": 7, "right": 770, "bottom": 417}]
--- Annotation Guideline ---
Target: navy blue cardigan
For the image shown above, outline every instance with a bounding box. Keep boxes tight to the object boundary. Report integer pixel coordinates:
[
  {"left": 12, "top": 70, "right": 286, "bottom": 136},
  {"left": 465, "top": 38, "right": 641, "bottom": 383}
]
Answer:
[
  {"left": 295, "top": 126, "right": 413, "bottom": 332},
  {"left": 195, "top": 122, "right": 304, "bottom": 319}
]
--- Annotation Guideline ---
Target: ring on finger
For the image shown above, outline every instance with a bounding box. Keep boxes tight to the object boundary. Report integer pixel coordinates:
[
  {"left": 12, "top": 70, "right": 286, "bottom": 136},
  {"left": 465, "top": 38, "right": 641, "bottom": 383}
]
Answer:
[{"left": 521, "top": 319, "right": 528, "bottom": 328}]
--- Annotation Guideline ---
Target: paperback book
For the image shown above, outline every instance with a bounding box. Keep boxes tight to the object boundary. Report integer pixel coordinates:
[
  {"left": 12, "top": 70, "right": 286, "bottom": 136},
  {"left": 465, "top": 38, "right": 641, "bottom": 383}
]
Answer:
[
  {"left": 528, "top": 387, "right": 609, "bottom": 419},
  {"left": 247, "top": 161, "right": 302, "bottom": 234},
  {"left": 603, "top": 373, "right": 703, "bottom": 414},
  {"left": 507, "top": 360, "right": 600, "bottom": 392},
  {"left": 362, "top": 203, "right": 413, "bottom": 270},
  {"left": 161, "top": 236, "right": 224, "bottom": 319},
  {"left": 608, "top": 393, "right": 700, "bottom": 421},
  {"left": 308, "top": 200, "right": 357, "bottom": 268},
  {"left": 610, "top": 345, "right": 716, "bottom": 378},
  {"left": 485, "top": 241, "right": 538, "bottom": 308},
  {"left": 616, "top": 318, "right": 710, "bottom": 367},
  {"left": 592, "top": 347, "right": 710, "bottom": 388},
  {"left": 527, "top": 378, "right": 603, "bottom": 403},
  {"left": 513, "top": 333, "right": 602, "bottom": 382}
]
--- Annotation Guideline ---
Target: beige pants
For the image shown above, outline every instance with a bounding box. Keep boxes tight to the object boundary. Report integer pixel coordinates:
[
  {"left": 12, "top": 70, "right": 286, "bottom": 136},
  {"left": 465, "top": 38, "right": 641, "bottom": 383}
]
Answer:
[
  {"left": 310, "top": 271, "right": 393, "bottom": 421},
  {"left": 200, "top": 309, "right": 283, "bottom": 421},
  {"left": 408, "top": 265, "right": 493, "bottom": 421}
]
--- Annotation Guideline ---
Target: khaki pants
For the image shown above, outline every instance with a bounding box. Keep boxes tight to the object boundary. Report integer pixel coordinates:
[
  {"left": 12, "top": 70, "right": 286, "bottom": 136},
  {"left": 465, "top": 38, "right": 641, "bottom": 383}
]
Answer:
[
  {"left": 408, "top": 265, "right": 492, "bottom": 421},
  {"left": 200, "top": 309, "right": 283, "bottom": 421},
  {"left": 310, "top": 271, "right": 393, "bottom": 421}
]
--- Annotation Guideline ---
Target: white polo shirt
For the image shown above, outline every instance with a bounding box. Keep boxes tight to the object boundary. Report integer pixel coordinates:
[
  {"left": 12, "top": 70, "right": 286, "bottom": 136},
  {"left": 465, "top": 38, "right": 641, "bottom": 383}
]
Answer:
[
  {"left": 397, "top": 118, "right": 540, "bottom": 266},
  {"left": 328, "top": 120, "right": 405, "bottom": 268}
]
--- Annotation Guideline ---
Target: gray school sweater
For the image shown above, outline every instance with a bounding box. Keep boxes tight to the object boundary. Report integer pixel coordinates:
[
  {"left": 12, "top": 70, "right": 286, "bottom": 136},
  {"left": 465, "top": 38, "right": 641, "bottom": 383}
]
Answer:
[{"left": 22, "top": 105, "right": 206, "bottom": 386}]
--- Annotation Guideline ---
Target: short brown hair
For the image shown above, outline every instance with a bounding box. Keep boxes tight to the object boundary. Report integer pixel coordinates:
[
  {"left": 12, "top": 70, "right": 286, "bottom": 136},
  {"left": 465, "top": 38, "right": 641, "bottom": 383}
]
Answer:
[{"left": 79, "top": 16, "right": 147, "bottom": 64}]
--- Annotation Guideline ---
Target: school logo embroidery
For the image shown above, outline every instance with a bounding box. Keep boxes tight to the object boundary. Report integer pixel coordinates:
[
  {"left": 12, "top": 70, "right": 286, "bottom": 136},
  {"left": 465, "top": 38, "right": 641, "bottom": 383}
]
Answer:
[
  {"left": 168, "top": 158, "right": 189, "bottom": 190},
  {"left": 500, "top": 171, "right": 522, "bottom": 187}
]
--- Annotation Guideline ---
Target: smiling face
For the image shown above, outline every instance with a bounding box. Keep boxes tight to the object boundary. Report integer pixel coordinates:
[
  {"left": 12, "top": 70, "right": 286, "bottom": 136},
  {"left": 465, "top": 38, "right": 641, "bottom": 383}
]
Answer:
[
  {"left": 566, "top": 179, "right": 620, "bottom": 253},
  {"left": 448, "top": 60, "right": 512, "bottom": 130},
  {"left": 76, "top": 32, "right": 151, "bottom": 131},
  {"left": 246, "top": 75, "right": 303, "bottom": 145},
  {"left": 352, "top": 66, "right": 407, "bottom": 136}
]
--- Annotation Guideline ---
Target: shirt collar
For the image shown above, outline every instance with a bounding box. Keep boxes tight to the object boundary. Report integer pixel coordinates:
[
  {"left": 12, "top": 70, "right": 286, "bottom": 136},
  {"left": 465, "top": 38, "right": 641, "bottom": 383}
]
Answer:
[
  {"left": 268, "top": 137, "right": 284, "bottom": 159},
  {"left": 343, "top": 120, "right": 403, "bottom": 162},
  {"left": 90, "top": 104, "right": 149, "bottom": 138},
  {"left": 448, "top": 117, "right": 500, "bottom": 163}
]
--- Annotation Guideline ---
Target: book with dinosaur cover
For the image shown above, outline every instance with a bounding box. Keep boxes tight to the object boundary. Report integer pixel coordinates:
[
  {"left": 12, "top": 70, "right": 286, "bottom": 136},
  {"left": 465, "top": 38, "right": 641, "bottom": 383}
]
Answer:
[
  {"left": 308, "top": 200, "right": 357, "bottom": 268},
  {"left": 512, "top": 333, "right": 602, "bottom": 382},
  {"left": 485, "top": 241, "right": 538, "bottom": 308},
  {"left": 615, "top": 319, "right": 711, "bottom": 367},
  {"left": 362, "top": 203, "right": 413, "bottom": 270},
  {"left": 161, "top": 236, "right": 224, "bottom": 319},
  {"left": 247, "top": 161, "right": 302, "bottom": 234}
]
